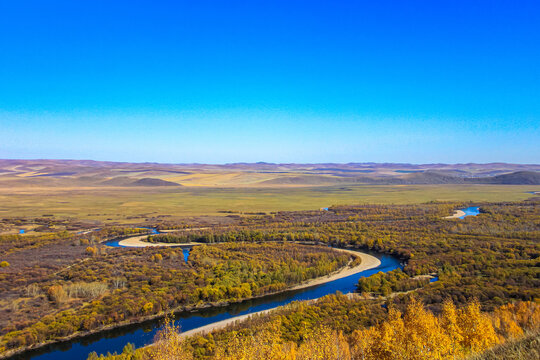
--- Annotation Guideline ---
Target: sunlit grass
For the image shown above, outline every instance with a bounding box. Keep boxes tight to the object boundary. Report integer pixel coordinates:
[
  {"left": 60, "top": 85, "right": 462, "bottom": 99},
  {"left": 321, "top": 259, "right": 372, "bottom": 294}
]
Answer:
[{"left": 0, "top": 184, "right": 537, "bottom": 222}]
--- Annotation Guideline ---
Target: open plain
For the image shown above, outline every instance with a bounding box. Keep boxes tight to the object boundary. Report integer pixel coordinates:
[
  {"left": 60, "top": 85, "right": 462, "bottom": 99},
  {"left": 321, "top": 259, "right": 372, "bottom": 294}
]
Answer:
[{"left": 1, "top": 160, "right": 538, "bottom": 227}]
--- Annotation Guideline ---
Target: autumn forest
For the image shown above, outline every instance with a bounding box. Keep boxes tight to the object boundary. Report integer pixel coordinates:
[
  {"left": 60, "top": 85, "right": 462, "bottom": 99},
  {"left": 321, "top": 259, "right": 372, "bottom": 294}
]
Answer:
[{"left": 0, "top": 198, "right": 538, "bottom": 359}]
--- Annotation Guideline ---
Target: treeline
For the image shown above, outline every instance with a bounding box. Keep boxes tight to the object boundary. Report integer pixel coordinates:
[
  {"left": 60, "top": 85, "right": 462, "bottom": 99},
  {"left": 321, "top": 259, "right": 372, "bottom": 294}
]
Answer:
[
  {"left": 90, "top": 297, "right": 540, "bottom": 360},
  {"left": 0, "top": 243, "right": 350, "bottom": 353},
  {"left": 145, "top": 229, "right": 294, "bottom": 244},
  {"left": 357, "top": 269, "right": 430, "bottom": 295},
  {"left": 147, "top": 234, "right": 191, "bottom": 243},
  {"left": 91, "top": 227, "right": 150, "bottom": 242}
]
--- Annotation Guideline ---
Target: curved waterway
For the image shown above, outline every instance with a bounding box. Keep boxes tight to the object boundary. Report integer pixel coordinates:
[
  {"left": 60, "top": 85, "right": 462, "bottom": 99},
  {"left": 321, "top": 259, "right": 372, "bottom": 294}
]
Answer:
[
  {"left": 102, "top": 229, "right": 191, "bottom": 263},
  {"left": 12, "top": 250, "right": 401, "bottom": 360},
  {"left": 102, "top": 227, "right": 161, "bottom": 247}
]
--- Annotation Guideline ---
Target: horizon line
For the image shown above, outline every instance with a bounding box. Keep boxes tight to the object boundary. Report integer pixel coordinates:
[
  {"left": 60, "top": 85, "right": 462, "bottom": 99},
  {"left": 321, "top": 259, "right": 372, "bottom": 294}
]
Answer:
[{"left": 1, "top": 158, "right": 539, "bottom": 167}]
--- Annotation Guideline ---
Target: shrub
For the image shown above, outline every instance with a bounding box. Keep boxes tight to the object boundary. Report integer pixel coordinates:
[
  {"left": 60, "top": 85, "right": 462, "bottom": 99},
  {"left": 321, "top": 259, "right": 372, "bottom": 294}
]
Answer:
[
  {"left": 47, "top": 285, "right": 68, "bottom": 304},
  {"left": 142, "top": 302, "right": 154, "bottom": 313}
]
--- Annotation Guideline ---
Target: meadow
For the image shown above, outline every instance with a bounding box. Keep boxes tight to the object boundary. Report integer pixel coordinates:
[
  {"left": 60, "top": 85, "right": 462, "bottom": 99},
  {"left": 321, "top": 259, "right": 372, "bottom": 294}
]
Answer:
[{"left": 0, "top": 184, "right": 537, "bottom": 223}]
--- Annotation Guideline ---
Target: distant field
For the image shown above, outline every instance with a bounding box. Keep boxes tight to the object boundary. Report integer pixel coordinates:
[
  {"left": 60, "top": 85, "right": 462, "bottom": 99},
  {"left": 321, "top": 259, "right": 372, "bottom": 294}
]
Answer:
[{"left": 0, "top": 184, "right": 537, "bottom": 222}]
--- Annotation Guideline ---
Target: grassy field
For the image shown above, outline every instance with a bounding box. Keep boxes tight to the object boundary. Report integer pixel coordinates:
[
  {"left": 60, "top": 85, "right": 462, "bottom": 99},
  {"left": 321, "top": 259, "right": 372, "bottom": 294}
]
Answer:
[{"left": 0, "top": 184, "right": 537, "bottom": 223}]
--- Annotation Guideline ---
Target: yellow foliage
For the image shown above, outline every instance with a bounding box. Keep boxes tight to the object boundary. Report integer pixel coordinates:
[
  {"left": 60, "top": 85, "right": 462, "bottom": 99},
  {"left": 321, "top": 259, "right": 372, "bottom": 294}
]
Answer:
[
  {"left": 214, "top": 321, "right": 294, "bottom": 360},
  {"left": 85, "top": 246, "right": 97, "bottom": 255},
  {"left": 125, "top": 300, "right": 539, "bottom": 360},
  {"left": 148, "top": 320, "right": 193, "bottom": 360},
  {"left": 296, "top": 327, "right": 351, "bottom": 360},
  {"left": 365, "top": 299, "right": 456, "bottom": 360},
  {"left": 350, "top": 327, "right": 376, "bottom": 360},
  {"left": 457, "top": 300, "right": 499, "bottom": 354},
  {"left": 47, "top": 285, "right": 68, "bottom": 304},
  {"left": 212, "top": 322, "right": 351, "bottom": 360},
  {"left": 493, "top": 301, "right": 540, "bottom": 339},
  {"left": 142, "top": 302, "right": 153, "bottom": 313},
  {"left": 402, "top": 298, "right": 453, "bottom": 359}
]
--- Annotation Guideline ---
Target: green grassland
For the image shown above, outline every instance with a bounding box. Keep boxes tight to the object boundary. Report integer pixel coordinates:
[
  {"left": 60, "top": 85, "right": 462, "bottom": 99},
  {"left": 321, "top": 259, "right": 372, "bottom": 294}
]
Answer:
[{"left": 0, "top": 184, "right": 537, "bottom": 223}]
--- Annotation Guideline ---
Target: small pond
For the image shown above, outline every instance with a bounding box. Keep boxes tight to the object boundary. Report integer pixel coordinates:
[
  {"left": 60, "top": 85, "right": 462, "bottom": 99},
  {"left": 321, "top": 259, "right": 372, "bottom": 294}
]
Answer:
[{"left": 459, "top": 207, "right": 480, "bottom": 219}]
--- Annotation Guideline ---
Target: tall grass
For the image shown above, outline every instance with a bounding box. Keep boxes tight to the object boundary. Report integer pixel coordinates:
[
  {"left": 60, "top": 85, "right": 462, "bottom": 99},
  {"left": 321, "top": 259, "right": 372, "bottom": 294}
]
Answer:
[
  {"left": 468, "top": 331, "right": 540, "bottom": 360},
  {"left": 65, "top": 282, "right": 108, "bottom": 299}
]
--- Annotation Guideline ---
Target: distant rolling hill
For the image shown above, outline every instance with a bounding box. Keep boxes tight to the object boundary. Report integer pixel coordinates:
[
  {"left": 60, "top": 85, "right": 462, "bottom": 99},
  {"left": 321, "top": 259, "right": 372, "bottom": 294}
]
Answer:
[
  {"left": 130, "top": 178, "right": 182, "bottom": 186},
  {"left": 466, "top": 171, "right": 540, "bottom": 185},
  {"left": 397, "top": 171, "right": 467, "bottom": 184},
  {"left": 252, "top": 171, "right": 540, "bottom": 186},
  {"left": 0, "top": 159, "right": 538, "bottom": 187},
  {"left": 101, "top": 177, "right": 182, "bottom": 186},
  {"left": 100, "top": 177, "right": 137, "bottom": 186},
  {"left": 258, "top": 175, "right": 340, "bottom": 185},
  {"left": 365, "top": 171, "right": 540, "bottom": 185}
]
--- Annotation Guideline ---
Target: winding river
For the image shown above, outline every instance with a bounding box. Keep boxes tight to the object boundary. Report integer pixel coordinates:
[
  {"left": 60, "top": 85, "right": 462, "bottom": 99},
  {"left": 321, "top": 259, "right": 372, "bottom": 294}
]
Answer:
[
  {"left": 12, "top": 237, "right": 402, "bottom": 360},
  {"left": 103, "top": 229, "right": 191, "bottom": 262}
]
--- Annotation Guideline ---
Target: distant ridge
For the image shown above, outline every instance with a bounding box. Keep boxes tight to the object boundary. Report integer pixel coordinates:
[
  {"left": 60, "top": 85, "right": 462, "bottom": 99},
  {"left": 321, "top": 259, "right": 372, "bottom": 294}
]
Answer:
[
  {"left": 100, "top": 177, "right": 135, "bottom": 186},
  {"left": 466, "top": 171, "right": 540, "bottom": 185},
  {"left": 400, "top": 171, "right": 466, "bottom": 184},
  {"left": 0, "top": 159, "right": 538, "bottom": 187},
  {"left": 257, "top": 171, "right": 540, "bottom": 186},
  {"left": 259, "top": 175, "right": 337, "bottom": 185},
  {"left": 130, "top": 178, "right": 182, "bottom": 186}
]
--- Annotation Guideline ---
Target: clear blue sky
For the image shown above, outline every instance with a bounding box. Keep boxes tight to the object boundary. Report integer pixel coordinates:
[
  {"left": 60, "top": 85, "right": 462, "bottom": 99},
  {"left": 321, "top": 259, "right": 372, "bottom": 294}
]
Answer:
[{"left": 1, "top": 1, "right": 539, "bottom": 164}]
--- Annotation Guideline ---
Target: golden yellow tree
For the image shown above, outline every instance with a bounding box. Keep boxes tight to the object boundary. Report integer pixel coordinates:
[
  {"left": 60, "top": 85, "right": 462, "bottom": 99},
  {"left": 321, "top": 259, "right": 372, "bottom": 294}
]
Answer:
[
  {"left": 440, "top": 299, "right": 464, "bottom": 357},
  {"left": 492, "top": 303, "right": 524, "bottom": 340},
  {"left": 456, "top": 300, "right": 499, "bottom": 354},
  {"left": 350, "top": 327, "right": 376, "bottom": 360},
  {"left": 296, "top": 326, "right": 351, "bottom": 360},
  {"left": 213, "top": 321, "right": 293, "bottom": 360},
  {"left": 147, "top": 320, "right": 193, "bottom": 360},
  {"left": 401, "top": 298, "right": 453, "bottom": 359},
  {"left": 368, "top": 306, "right": 405, "bottom": 360}
]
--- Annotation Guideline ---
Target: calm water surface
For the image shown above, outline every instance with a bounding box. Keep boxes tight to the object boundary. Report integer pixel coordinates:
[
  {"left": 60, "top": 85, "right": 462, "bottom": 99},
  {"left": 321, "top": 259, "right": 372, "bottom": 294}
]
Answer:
[{"left": 459, "top": 206, "right": 480, "bottom": 219}]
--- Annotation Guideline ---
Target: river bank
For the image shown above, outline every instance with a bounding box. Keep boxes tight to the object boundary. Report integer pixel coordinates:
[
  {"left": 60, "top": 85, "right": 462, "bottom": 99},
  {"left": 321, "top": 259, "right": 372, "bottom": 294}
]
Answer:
[
  {"left": 117, "top": 234, "right": 194, "bottom": 247},
  {"left": 2, "top": 248, "right": 384, "bottom": 360},
  {"left": 180, "top": 248, "right": 380, "bottom": 337},
  {"left": 288, "top": 248, "right": 380, "bottom": 291},
  {"left": 444, "top": 210, "right": 466, "bottom": 219},
  {"left": 114, "top": 228, "right": 207, "bottom": 247}
]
